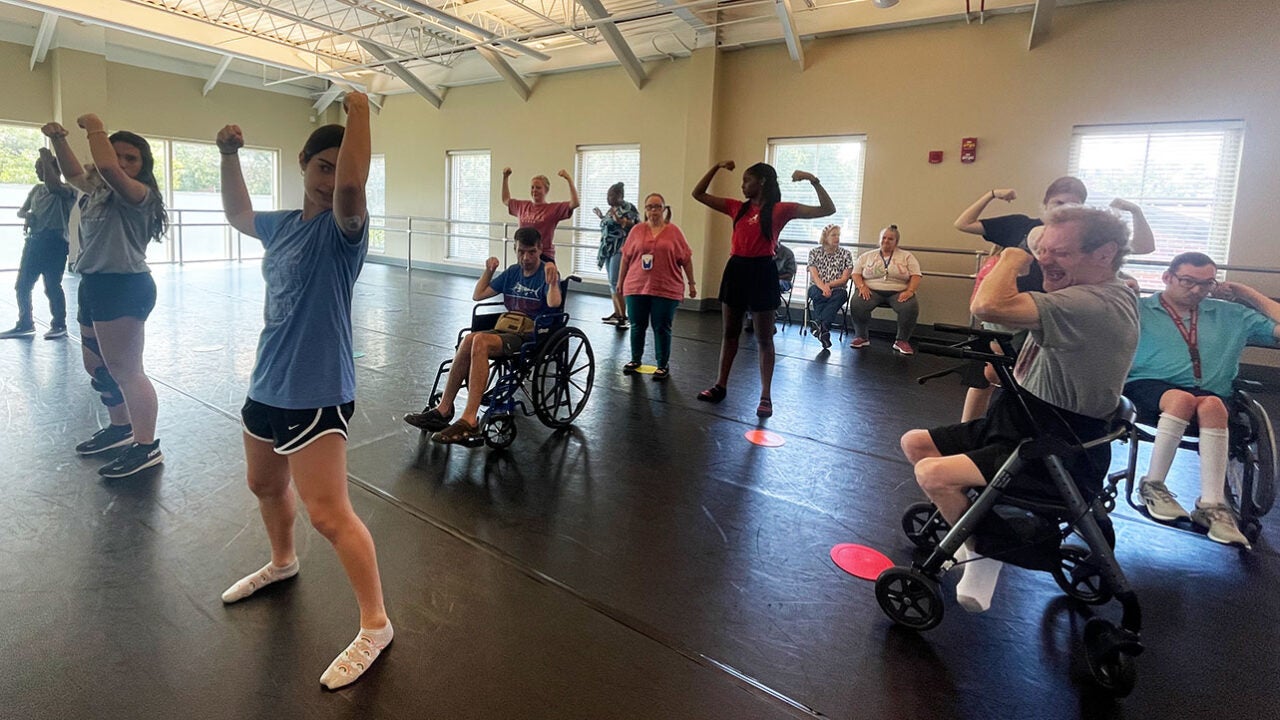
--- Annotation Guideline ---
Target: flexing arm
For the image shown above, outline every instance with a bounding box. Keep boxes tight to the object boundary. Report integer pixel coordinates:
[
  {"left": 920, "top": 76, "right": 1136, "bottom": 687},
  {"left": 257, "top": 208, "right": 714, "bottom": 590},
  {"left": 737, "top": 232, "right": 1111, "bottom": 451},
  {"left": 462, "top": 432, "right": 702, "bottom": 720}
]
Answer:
[
  {"left": 1218, "top": 282, "right": 1280, "bottom": 338},
  {"left": 332, "top": 92, "right": 371, "bottom": 240},
  {"left": 955, "top": 188, "right": 1016, "bottom": 235},
  {"left": 501, "top": 167, "right": 513, "bottom": 206},
  {"left": 474, "top": 257, "right": 501, "bottom": 301},
  {"left": 970, "top": 247, "right": 1040, "bottom": 328},
  {"left": 42, "top": 123, "right": 93, "bottom": 194},
  {"left": 558, "top": 170, "right": 580, "bottom": 211},
  {"left": 545, "top": 263, "right": 563, "bottom": 309},
  {"left": 78, "top": 114, "right": 149, "bottom": 205},
  {"left": 691, "top": 161, "right": 734, "bottom": 214},
  {"left": 39, "top": 150, "right": 70, "bottom": 195},
  {"left": 789, "top": 171, "right": 836, "bottom": 219},
  {"left": 217, "top": 124, "right": 258, "bottom": 238},
  {"left": 1110, "top": 199, "right": 1155, "bottom": 255}
]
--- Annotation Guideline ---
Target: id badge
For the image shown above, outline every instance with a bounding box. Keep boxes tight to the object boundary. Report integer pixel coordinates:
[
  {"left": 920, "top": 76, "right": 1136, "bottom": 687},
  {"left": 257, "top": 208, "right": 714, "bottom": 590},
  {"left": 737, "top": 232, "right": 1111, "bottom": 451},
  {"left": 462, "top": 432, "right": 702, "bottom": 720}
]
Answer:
[{"left": 642, "top": 253, "right": 654, "bottom": 270}]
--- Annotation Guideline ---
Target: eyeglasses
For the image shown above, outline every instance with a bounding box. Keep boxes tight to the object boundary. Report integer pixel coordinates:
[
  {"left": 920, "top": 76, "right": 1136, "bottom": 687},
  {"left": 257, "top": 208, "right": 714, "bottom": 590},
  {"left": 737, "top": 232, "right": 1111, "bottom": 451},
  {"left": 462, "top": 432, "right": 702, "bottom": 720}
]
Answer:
[
  {"left": 1172, "top": 274, "right": 1218, "bottom": 290},
  {"left": 644, "top": 204, "right": 664, "bottom": 210}
]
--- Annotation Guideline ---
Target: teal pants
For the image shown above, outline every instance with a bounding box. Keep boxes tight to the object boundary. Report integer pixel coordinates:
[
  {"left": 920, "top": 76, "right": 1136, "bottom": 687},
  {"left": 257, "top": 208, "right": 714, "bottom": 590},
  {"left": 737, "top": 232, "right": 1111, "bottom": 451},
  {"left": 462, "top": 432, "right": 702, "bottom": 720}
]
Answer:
[{"left": 625, "top": 295, "right": 680, "bottom": 367}]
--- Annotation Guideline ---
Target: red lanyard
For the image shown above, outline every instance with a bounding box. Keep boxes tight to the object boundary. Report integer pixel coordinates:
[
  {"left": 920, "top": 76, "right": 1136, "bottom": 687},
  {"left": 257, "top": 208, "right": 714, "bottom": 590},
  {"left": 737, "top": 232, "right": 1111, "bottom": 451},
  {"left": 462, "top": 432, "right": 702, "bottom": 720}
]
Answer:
[{"left": 1158, "top": 294, "right": 1201, "bottom": 382}]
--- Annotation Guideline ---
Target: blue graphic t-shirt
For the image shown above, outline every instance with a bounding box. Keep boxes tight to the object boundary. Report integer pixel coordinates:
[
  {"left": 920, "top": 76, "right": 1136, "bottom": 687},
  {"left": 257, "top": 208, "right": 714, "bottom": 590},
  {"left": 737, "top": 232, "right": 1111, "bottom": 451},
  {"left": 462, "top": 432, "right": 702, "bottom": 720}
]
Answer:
[
  {"left": 249, "top": 210, "right": 368, "bottom": 409},
  {"left": 491, "top": 263, "right": 553, "bottom": 318}
]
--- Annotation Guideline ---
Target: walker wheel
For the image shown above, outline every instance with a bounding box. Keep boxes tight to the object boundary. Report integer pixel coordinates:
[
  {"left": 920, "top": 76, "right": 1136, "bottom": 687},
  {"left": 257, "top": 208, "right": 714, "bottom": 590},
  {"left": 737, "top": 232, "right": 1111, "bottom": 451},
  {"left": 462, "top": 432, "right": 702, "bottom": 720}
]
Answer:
[
  {"left": 1084, "top": 618, "right": 1138, "bottom": 697},
  {"left": 1052, "top": 545, "right": 1113, "bottom": 605},
  {"left": 901, "top": 502, "right": 950, "bottom": 550},
  {"left": 875, "top": 567, "right": 944, "bottom": 631}
]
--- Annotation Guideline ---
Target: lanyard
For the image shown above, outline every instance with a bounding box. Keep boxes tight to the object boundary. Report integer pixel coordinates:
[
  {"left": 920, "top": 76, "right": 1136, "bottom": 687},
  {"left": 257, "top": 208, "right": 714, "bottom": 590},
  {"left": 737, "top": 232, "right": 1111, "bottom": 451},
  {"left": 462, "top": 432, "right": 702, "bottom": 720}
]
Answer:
[
  {"left": 879, "top": 252, "right": 893, "bottom": 277},
  {"left": 1158, "top": 294, "right": 1201, "bottom": 383}
]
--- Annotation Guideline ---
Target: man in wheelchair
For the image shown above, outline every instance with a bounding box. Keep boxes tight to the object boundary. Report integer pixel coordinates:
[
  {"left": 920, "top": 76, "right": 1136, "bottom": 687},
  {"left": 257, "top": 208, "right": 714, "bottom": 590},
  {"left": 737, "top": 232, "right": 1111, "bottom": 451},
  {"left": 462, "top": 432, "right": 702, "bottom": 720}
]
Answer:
[
  {"left": 1125, "top": 252, "right": 1280, "bottom": 546},
  {"left": 899, "top": 206, "right": 1138, "bottom": 611},
  {"left": 403, "top": 227, "right": 562, "bottom": 444}
]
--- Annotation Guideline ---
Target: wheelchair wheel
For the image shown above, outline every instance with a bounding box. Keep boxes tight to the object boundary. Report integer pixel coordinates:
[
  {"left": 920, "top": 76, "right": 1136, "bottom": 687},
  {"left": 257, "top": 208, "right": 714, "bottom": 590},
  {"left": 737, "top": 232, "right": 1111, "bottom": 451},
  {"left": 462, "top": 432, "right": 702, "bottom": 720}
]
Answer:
[
  {"left": 1228, "top": 396, "right": 1277, "bottom": 520},
  {"left": 531, "top": 327, "right": 595, "bottom": 429},
  {"left": 1084, "top": 618, "right": 1138, "bottom": 697},
  {"left": 484, "top": 414, "right": 516, "bottom": 450},
  {"left": 1051, "top": 545, "right": 1112, "bottom": 605},
  {"left": 875, "top": 567, "right": 944, "bottom": 631},
  {"left": 901, "top": 502, "right": 950, "bottom": 550}
]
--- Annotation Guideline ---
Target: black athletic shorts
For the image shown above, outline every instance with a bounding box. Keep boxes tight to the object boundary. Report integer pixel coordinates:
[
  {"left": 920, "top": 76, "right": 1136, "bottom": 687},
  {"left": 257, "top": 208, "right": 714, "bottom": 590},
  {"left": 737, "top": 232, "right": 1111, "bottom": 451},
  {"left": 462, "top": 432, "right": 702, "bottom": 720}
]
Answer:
[
  {"left": 77, "top": 272, "right": 157, "bottom": 325},
  {"left": 1123, "top": 379, "right": 1225, "bottom": 427},
  {"left": 928, "top": 391, "right": 1111, "bottom": 500},
  {"left": 241, "top": 398, "right": 355, "bottom": 455},
  {"left": 718, "top": 255, "right": 781, "bottom": 312},
  {"left": 479, "top": 330, "right": 532, "bottom": 356}
]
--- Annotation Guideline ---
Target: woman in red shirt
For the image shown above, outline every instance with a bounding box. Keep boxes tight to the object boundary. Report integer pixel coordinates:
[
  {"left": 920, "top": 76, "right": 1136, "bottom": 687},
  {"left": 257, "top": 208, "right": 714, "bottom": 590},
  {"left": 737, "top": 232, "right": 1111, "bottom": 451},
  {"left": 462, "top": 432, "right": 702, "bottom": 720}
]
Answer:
[
  {"left": 501, "top": 166, "right": 580, "bottom": 261},
  {"left": 617, "top": 193, "right": 696, "bottom": 381},
  {"left": 691, "top": 161, "right": 834, "bottom": 417}
]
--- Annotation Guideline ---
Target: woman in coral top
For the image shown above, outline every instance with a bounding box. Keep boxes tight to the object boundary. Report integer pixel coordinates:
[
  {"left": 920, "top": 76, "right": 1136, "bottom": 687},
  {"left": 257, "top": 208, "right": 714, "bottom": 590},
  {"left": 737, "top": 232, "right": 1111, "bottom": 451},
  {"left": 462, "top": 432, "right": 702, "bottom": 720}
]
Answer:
[
  {"left": 616, "top": 193, "right": 696, "bottom": 381},
  {"left": 691, "top": 160, "right": 834, "bottom": 417}
]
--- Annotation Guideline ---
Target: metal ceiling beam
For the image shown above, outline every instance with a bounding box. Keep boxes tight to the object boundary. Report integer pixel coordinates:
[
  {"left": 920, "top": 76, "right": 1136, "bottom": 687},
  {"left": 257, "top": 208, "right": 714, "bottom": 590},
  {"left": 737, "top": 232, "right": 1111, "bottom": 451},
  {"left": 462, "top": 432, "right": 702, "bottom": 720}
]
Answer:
[
  {"left": 313, "top": 82, "right": 345, "bottom": 113},
  {"left": 380, "top": 0, "right": 551, "bottom": 62},
  {"left": 502, "top": 0, "right": 595, "bottom": 45},
  {"left": 774, "top": 0, "right": 805, "bottom": 68},
  {"left": 29, "top": 12, "right": 57, "bottom": 70},
  {"left": 574, "top": 0, "right": 646, "bottom": 89},
  {"left": 653, "top": 0, "right": 710, "bottom": 33},
  {"left": 1028, "top": 0, "right": 1057, "bottom": 50},
  {"left": 359, "top": 40, "right": 445, "bottom": 108},
  {"left": 202, "top": 55, "right": 234, "bottom": 96},
  {"left": 475, "top": 45, "right": 531, "bottom": 100}
]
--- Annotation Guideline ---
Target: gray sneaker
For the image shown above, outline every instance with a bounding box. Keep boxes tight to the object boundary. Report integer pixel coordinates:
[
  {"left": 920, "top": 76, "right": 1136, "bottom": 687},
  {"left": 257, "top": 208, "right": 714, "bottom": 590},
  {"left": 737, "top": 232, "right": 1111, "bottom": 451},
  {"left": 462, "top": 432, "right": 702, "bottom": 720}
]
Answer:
[
  {"left": 1138, "top": 479, "right": 1190, "bottom": 522},
  {"left": 1191, "top": 502, "right": 1251, "bottom": 548}
]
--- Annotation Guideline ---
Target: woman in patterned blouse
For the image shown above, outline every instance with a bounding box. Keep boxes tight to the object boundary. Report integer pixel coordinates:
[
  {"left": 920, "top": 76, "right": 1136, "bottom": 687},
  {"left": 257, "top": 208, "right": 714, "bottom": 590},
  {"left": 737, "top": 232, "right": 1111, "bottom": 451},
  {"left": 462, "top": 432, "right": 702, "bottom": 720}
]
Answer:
[{"left": 805, "top": 224, "right": 853, "bottom": 349}]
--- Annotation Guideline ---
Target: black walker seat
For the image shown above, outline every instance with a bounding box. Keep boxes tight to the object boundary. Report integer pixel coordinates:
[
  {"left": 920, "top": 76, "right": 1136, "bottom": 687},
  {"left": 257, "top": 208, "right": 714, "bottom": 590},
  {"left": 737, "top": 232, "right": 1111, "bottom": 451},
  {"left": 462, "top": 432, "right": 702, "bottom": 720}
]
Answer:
[
  {"left": 423, "top": 276, "right": 595, "bottom": 450},
  {"left": 1109, "top": 377, "right": 1277, "bottom": 544},
  {"left": 878, "top": 323, "right": 1144, "bottom": 697}
]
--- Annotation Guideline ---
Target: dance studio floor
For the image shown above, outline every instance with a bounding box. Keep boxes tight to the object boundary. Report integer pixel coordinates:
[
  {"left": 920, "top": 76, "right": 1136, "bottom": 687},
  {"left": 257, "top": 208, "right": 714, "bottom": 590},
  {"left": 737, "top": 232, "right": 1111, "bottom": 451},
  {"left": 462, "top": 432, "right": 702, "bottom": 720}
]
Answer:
[{"left": 2, "top": 261, "right": 1278, "bottom": 719}]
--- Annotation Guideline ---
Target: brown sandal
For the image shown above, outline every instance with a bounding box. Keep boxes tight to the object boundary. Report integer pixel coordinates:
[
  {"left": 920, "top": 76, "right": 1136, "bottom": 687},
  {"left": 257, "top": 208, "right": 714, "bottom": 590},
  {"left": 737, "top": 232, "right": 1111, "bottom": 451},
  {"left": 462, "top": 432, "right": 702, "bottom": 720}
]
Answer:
[{"left": 430, "top": 418, "right": 480, "bottom": 445}]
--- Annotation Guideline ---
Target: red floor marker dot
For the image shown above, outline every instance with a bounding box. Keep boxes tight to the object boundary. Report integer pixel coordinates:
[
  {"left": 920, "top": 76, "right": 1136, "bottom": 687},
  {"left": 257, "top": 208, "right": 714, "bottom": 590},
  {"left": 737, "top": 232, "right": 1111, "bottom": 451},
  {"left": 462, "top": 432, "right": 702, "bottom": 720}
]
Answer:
[
  {"left": 745, "top": 429, "right": 785, "bottom": 447},
  {"left": 830, "top": 543, "right": 894, "bottom": 581}
]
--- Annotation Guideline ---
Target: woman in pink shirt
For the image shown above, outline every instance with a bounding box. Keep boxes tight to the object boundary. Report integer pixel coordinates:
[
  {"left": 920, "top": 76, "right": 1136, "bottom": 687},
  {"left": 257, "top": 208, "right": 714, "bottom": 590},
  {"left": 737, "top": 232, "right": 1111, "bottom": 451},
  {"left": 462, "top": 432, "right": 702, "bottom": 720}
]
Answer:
[
  {"left": 501, "top": 167, "right": 580, "bottom": 260},
  {"left": 691, "top": 160, "right": 834, "bottom": 417},
  {"left": 617, "top": 193, "right": 696, "bottom": 381}
]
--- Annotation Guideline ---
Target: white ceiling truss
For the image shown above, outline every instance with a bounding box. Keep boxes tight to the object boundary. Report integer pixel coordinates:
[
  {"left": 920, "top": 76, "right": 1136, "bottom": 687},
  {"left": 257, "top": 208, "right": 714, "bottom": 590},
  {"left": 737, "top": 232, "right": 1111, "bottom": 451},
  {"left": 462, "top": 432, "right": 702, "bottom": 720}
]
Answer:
[{"left": 5, "top": 0, "right": 1112, "bottom": 107}]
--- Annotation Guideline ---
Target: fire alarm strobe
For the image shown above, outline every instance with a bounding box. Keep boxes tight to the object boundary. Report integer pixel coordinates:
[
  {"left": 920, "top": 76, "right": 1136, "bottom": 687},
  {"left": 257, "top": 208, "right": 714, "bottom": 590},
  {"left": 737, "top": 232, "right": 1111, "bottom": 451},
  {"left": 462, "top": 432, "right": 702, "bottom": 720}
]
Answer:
[{"left": 929, "top": 151, "right": 944, "bottom": 164}]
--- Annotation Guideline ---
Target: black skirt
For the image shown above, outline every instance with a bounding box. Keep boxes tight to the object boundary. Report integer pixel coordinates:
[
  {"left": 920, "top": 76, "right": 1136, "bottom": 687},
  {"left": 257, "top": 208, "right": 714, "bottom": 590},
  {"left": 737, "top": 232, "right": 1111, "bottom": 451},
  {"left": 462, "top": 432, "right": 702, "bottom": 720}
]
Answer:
[{"left": 718, "top": 255, "right": 780, "bottom": 312}]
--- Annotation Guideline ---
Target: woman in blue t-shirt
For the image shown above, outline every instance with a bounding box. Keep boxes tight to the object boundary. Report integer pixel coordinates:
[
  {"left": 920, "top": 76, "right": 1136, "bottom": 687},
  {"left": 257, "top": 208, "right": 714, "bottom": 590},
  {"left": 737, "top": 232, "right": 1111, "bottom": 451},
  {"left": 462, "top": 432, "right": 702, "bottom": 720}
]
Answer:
[
  {"left": 216, "top": 92, "right": 391, "bottom": 690},
  {"left": 44, "top": 116, "right": 168, "bottom": 479}
]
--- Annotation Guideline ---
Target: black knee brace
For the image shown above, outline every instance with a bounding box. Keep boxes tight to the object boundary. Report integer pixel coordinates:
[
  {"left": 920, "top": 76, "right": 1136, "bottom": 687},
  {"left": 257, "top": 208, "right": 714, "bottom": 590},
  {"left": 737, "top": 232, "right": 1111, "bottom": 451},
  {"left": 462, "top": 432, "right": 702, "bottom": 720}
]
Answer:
[{"left": 92, "top": 366, "right": 125, "bottom": 407}]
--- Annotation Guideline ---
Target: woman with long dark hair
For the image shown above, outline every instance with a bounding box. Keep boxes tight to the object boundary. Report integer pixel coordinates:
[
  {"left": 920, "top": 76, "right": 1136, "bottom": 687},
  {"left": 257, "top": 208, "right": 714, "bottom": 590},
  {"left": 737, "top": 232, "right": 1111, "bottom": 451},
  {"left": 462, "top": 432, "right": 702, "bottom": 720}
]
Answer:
[
  {"left": 691, "top": 161, "right": 834, "bottom": 417},
  {"left": 44, "top": 116, "right": 168, "bottom": 478}
]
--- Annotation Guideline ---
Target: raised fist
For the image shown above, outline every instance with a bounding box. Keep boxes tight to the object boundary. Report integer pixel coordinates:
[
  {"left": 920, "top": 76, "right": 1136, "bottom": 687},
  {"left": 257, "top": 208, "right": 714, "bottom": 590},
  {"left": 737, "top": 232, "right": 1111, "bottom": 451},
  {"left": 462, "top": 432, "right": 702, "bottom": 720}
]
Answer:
[
  {"left": 342, "top": 91, "right": 369, "bottom": 114},
  {"left": 216, "top": 125, "right": 245, "bottom": 154},
  {"left": 485, "top": 256, "right": 500, "bottom": 272},
  {"left": 76, "top": 114, "right": 105, "bottom": 133},
  {"left": 41, "top": 122, "right": 68, "bottom": 139}
]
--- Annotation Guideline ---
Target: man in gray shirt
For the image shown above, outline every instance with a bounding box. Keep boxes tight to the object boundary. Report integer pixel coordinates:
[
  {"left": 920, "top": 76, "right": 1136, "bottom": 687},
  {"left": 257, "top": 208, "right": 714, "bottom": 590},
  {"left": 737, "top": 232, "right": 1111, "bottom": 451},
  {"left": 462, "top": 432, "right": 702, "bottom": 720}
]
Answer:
[
  {"left": 899, "top": 205, "right": 1138, "bottom": 612},
  {"left": 2, "top": 149, "right": 76, "bottom": 339}
]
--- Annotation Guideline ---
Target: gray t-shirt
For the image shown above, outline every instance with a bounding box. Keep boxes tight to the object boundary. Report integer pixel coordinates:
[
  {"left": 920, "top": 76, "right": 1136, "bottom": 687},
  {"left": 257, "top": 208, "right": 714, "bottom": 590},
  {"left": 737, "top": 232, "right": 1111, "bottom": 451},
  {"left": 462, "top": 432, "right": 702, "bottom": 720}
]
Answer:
[
  {"left": 1013, "top": 279, "right": 1139, "bottom": 419},
  {"left": 75, "top": 185, "right": 162, "bottom": 274},
  {"left": 23, "top": 184, "right": 77, "bottom": 237}
]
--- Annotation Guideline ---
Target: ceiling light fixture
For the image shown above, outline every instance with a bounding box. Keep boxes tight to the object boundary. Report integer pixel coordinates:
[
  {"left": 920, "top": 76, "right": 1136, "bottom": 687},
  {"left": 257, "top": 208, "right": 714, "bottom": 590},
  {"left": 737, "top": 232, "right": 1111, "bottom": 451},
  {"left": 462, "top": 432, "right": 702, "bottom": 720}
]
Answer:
[{"left": 873, "top": 0, "right": 899, "bottom": 7}]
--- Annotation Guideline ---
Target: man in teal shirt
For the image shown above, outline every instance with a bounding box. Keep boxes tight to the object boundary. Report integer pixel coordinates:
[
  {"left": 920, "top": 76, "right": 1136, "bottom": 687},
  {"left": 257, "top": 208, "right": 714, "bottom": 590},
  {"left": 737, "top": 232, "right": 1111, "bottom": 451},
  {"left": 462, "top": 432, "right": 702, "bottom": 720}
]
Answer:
[{"left": 1126, "top": 252, "right": 1280, "bottom": 547}]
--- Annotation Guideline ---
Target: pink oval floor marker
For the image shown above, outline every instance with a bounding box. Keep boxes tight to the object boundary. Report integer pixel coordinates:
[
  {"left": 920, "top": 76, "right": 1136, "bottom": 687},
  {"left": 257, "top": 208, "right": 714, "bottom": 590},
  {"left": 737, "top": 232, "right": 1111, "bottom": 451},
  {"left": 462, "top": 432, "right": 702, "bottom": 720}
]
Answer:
[
  {"left": 745, "top": 429, "right": 785, "bottom": 447},
  {"left": 830, "top": 543, "right": 894, "bottom": 581}
]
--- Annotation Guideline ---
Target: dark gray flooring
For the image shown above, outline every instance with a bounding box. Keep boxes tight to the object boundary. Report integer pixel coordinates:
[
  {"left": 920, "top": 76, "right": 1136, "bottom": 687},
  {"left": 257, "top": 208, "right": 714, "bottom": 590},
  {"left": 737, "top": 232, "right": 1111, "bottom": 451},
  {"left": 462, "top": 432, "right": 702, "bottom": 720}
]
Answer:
[{"left": 1, "top": 261, "right": 1278, "bottom": 719}]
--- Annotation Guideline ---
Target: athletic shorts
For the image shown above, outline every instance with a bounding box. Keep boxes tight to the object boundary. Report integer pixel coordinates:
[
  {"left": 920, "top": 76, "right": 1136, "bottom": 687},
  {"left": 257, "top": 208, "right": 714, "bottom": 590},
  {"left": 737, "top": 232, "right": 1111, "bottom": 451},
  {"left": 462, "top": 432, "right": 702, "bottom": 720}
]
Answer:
[
  {"left": 77, "top": 272, "right": 156, "bottom": 325},
  {"left": 1123, "top": 379, "right": 1225, "bottom": 427},
  {"left": 241, "top": 398, "right": 355, "bottom": 455},
  {"left": 718, "top": 255, "right": 781, "bottom": 312},
  {"left": 481, "top": 330, "right": 532, "bottom": 356}
]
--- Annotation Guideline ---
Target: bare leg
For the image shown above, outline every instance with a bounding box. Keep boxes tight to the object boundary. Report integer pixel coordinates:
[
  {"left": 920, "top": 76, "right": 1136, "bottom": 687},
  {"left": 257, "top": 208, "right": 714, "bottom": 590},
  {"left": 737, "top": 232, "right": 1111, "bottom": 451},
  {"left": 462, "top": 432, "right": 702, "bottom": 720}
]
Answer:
[
  {"left": 244, "top": 433, "right": 296, "bottom": 567},
  {"left": 93, "top": 317, "right": 158, "bottom": 443},
  {"left": 715, "top": 305, "right": 745, "bottom": 388},
  {"left": 752, "top": 309, "right": 775, "bottom": 399},
  {"left": 433, "top": 334, "right": 476, "bottom": 417},
  {"left": 81, "top": 323, "right": 131, "bottom": 427},
  {"left": 460, "top": 333, "right": 503, "bottom": 426}
]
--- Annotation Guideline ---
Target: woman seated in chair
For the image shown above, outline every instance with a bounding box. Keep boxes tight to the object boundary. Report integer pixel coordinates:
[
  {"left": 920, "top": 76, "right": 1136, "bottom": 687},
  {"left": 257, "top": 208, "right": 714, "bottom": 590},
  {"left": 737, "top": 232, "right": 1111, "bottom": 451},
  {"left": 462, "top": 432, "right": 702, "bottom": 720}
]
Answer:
[
  {"left": 403, "top": 227, "right": 561, "bottom": 443},
  {"left": 806, "top": 224, "right": 853, "bottom": 349},
  {"left": 848, "top": 225, "right": 922, "bottom": 355}
]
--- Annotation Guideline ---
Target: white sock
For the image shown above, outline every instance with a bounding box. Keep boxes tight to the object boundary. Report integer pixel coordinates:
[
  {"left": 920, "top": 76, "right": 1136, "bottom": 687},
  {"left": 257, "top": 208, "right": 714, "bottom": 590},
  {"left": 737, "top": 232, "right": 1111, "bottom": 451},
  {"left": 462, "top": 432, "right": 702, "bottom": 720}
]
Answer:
[
  {"left": 220, "top": 559, "right": 300, "bottom": 603},
  {"left": 1198, "top": 427, "right": 1230, "bottom": 506},
  {"left": 320, "top": 623, "right": 394, "bottom": 690},
  {"left": 954, "top": 541, "right": 1003, "bottom": 613},
  {"left": 1146, "top": 413, "right": 1191, "bottom": 485}
]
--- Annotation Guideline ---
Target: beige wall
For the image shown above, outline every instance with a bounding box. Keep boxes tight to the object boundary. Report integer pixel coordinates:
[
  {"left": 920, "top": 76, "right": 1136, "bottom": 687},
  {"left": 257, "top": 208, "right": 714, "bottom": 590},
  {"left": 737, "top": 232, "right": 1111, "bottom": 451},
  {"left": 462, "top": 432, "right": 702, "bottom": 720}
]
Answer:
[{"left": 0, "top": 40, "right": 317, "bottom": 208}]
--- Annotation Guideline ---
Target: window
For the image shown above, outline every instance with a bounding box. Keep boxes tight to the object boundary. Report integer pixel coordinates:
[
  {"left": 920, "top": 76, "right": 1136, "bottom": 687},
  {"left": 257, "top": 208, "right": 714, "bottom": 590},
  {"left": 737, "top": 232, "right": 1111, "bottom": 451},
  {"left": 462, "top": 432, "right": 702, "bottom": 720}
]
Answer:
[
  {"left": 1069, "top": 121, "right": 1244, "bottom": 286},
  {"left": 573, "top": 144, "right": 640, "bottom": 277},
  {"left": 0, "top": 122, "right": 45, "bottom": 271},
  {"left": 767, "top": 136, "right": 866, "bottom": 284},
  {"left": 447, "top": 150, "right": 491, "bottom": 263},
  {"left": 368, "top": 154, "right": 386, "bottom": 254}
]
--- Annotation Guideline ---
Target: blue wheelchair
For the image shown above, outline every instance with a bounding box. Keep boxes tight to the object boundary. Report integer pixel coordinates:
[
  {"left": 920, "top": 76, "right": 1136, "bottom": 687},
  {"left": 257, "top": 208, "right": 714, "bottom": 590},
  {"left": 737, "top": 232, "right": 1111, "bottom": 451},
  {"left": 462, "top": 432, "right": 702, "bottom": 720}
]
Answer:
[
  {"left": 878, "top": 324, "right": 1144, "bottom": 696},
  {"left": 421, "top": 277, "right": 595, "bottom": 449}
]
